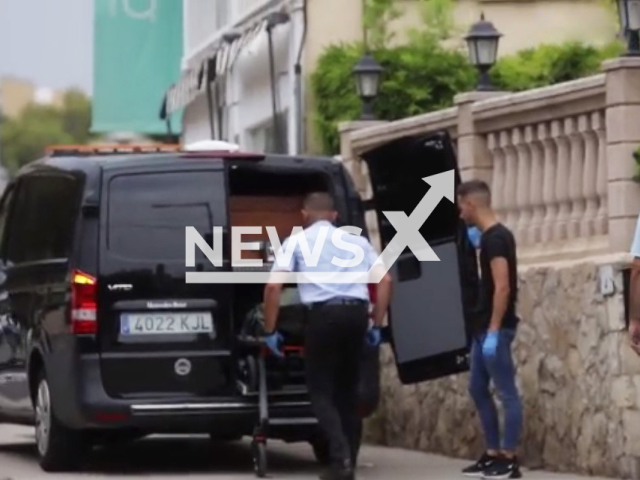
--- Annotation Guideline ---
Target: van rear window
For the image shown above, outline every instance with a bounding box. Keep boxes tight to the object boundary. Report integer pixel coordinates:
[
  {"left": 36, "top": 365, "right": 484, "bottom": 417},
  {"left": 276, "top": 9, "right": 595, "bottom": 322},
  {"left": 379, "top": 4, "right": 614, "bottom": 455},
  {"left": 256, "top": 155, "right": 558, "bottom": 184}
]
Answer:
[{"left": 107, "top": 171, "right": 220, "bottom": 261}]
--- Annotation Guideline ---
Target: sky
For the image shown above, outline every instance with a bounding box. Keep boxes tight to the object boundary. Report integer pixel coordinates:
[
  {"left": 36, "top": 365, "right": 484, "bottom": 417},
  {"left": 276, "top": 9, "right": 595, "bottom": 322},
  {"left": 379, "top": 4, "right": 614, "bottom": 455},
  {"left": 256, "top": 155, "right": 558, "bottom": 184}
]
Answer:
[{"left": 0, "top": 0, "right": 94, "bottom": 95}]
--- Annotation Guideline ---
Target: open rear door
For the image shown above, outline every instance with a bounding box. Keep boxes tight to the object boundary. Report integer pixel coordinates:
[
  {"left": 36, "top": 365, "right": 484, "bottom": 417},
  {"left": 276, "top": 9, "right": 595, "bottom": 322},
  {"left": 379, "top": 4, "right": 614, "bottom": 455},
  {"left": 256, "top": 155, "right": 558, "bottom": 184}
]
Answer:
[{"left": 362, "top": 131, "right": 478, "bottom": 385}]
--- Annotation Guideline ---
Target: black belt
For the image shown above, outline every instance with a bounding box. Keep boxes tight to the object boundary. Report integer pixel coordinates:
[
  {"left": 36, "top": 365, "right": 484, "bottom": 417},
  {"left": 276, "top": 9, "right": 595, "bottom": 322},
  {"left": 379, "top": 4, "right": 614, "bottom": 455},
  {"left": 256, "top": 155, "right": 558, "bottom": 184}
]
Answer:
[{"left": 309, "top": 297, "right": 368, "bottom": 309}]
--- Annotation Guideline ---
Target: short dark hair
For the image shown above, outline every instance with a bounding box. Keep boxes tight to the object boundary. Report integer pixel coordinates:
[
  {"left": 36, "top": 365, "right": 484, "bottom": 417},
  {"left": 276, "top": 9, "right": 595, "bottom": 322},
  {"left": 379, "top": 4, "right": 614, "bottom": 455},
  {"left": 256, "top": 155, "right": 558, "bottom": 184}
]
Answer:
[
  {"left": 457, "top": 180, "right": 492, "bottom": 205},
  {"left": 303, "top": 192, "right": 335, "bottom": 211}
]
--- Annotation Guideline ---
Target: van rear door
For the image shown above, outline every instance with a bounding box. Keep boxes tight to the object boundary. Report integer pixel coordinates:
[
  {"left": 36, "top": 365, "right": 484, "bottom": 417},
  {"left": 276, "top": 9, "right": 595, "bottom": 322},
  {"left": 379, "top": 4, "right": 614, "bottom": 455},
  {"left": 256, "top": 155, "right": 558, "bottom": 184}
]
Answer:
[
  {"left": 97, "top": 161, "right": 233, "bottom": 398},
  {"left": 361, "top": 131, "right": 476, "bottom": 384}
]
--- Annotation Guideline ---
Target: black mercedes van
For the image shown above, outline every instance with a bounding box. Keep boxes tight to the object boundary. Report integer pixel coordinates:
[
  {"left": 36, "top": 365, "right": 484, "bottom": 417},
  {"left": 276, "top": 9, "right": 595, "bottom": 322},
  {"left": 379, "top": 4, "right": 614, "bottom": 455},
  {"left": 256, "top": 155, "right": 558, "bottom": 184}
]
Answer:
[{"left": 0, "top": 132, "right": 477, "bottom": 472}]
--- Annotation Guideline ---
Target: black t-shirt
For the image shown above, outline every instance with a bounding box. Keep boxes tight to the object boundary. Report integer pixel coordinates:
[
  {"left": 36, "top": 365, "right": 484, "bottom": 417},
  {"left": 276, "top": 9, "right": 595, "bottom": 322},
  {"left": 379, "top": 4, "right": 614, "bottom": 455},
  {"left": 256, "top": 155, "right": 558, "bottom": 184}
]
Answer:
[{"left": 475, "top": 223, "right": 519, "bottom": 332}]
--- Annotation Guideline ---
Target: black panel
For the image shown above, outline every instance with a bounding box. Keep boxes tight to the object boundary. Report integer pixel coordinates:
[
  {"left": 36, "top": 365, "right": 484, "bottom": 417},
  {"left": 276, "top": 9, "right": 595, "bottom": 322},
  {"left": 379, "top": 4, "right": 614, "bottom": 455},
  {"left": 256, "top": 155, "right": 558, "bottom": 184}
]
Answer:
[{"left": 362, "top": 130, "right": 477, "bottom": 385}]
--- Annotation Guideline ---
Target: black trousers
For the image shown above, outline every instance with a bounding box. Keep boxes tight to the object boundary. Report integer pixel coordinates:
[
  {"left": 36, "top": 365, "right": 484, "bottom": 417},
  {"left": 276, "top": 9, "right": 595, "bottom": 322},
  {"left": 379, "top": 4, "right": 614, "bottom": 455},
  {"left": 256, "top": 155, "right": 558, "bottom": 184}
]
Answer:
[{"left": 305, "top": 302, "right": 369, "bottom": 466}]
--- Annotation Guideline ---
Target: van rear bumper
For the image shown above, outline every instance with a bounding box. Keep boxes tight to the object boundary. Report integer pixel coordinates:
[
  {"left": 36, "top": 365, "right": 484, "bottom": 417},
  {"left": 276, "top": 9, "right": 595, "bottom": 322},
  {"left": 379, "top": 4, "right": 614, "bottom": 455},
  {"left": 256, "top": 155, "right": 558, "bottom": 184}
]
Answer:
[{"left": 57, "top": 354, "right": 315, "bottom": 437}]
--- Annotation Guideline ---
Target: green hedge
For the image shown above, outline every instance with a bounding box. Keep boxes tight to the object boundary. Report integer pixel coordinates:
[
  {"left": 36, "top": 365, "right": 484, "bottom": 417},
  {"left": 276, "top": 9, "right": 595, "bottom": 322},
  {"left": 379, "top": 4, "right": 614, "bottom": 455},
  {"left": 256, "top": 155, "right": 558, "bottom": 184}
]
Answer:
[
  {"left": 311, "top": 38, "right": 623, "bottom": 155},
  {"left": 491, "top": 41, "right": 624, "bottom": 91},
  {"left": 311, "top": 40, "right": 476, "bottom": 154}
]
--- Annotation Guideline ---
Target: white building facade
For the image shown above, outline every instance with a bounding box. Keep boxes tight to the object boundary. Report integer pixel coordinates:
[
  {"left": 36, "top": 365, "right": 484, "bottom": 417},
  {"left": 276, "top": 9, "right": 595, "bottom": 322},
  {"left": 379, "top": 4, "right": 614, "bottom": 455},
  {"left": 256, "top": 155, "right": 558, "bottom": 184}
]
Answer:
[{"left": 165, "top": 0, "right": 307, "bottom": 155}]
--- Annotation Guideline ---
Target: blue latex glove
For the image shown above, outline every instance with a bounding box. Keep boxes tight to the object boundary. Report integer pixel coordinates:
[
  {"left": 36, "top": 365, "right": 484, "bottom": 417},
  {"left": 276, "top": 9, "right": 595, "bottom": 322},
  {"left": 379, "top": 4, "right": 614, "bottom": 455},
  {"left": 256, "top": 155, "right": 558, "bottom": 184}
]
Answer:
[
  {"left": 482, "top": 331, "right": 499, "bottom": 357},
  {"left": 264, "top": 331, "right": 284, "bottom": 358},
  {"left": 366, "top": 327, "right": 382, "bottom": 347},
  {"left": 467, "top": 226, "right": 482, "bottom": 249}
]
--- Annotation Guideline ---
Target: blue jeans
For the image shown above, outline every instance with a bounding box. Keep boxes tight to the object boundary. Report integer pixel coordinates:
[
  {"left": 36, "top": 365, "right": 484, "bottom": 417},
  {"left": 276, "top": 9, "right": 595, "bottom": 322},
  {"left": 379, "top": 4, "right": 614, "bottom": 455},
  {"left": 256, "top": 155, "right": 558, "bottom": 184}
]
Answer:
[{"left": 469, "top": 329, "right": 523, "bottom": 452}]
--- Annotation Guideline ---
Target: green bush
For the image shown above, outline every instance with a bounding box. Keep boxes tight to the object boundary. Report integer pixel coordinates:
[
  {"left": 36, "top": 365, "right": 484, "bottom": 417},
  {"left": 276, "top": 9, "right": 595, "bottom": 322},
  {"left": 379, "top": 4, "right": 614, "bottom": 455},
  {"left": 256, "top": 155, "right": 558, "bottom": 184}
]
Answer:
[
  {"left": 311, "top": 40, "right": 476, "bottom": 154},
  {"left": 491, "top": 41, "right": 624, "bottom": 91},
  {"left": 311, "top": 0, "right": 623, "bottom": 155},
  {"left": 634, "top": 148, "right": 640, "bottom": 183}
]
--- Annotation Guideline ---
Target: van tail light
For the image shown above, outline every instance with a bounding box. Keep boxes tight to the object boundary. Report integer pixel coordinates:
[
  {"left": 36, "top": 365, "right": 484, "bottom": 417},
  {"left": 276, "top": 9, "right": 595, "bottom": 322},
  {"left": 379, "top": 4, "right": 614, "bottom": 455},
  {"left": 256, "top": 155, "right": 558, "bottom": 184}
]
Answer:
[{"left": 71, "top": 270, "right": 97, "bottom": 334}]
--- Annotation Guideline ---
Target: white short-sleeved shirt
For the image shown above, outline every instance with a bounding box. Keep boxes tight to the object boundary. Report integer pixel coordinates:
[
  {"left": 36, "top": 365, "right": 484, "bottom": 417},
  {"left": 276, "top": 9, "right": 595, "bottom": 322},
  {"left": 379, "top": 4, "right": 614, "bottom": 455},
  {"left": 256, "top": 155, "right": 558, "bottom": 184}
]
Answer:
[
  {"left": 271, "top": 220, "right": 380, "bottom": 304},
  {"left": 632, "top": 213, "right": 640, "bottom": 257}
]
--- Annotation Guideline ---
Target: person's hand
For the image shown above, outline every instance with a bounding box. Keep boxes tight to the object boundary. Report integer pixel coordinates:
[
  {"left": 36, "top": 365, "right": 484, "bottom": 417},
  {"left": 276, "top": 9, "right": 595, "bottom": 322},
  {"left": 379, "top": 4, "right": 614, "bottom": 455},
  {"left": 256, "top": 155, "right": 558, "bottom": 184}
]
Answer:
[
  {"left": 366, "top": 327, "right": 381, "bottom": 347},
  {"left": 467, "top": 226, "right": 482, "bottom": 249},
  {"left": 264, "top": 331, "right": 284, "bottom": 358},
  {"left": 629, "top": 319, "right": 640, "bottom": 356},
  {"left": 482, "top": 330, "right": 499, "bottom": 358}
]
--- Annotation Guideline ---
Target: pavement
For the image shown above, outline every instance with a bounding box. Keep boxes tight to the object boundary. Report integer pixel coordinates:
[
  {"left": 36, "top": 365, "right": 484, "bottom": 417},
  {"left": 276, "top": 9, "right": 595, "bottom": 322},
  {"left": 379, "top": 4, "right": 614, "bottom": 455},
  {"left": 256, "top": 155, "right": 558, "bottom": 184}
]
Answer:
[{"left": 0, "top": 424, "right": 614, "bottom": 480}]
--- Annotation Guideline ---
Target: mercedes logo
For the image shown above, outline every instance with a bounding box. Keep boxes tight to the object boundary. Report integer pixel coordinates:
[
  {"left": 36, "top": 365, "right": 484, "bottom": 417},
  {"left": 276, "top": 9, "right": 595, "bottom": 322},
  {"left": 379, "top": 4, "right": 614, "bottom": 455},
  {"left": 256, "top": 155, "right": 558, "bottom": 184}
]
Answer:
[{"left": 174, "top": 358, "right": 192, "bottom": 376}]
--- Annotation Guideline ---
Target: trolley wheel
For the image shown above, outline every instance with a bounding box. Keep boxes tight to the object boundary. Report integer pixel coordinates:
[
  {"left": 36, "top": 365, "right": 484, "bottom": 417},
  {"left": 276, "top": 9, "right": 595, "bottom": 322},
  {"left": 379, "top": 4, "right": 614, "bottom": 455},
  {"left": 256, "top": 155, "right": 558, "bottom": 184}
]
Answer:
[{"left": 252, "top": 440, "right": 267, "bottom": 478}]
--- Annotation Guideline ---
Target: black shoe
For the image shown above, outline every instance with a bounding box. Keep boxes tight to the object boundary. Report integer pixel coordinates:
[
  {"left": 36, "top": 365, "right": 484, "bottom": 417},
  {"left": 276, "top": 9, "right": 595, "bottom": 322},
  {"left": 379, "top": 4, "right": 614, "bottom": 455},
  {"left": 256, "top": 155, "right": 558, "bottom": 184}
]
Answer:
[
  {"left": 319, "top": 460, "right": 354, "bottom": 480},
  {"left": 462, "top": 453, "right": 499, "bottom": 477},
  {"left": 482, "top": 457, "right": 522, "bottom": 479}
]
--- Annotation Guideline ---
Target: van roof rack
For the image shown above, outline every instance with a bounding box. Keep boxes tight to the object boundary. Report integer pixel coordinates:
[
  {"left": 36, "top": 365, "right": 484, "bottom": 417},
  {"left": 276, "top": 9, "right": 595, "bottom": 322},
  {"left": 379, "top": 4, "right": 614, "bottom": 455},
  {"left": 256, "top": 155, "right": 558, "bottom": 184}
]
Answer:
[{"left": 46, "top": 144, "right": 182, "bottom": 156}]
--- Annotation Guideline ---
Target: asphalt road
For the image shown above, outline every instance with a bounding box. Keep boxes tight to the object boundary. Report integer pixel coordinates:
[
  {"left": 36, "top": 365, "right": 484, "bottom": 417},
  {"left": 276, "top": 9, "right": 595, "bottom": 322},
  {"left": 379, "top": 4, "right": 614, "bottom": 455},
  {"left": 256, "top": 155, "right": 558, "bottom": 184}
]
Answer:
[{"left": 0, "top": 424, "right": 614, "bottom": 480}]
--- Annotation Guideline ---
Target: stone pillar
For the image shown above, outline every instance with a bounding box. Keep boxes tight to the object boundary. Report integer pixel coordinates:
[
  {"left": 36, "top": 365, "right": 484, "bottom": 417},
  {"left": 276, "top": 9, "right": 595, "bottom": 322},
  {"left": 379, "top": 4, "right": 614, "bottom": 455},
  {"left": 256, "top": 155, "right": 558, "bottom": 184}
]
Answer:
[
  {"left": 338, "top": 120, "right": 388, "bottom": 252},
  {"left": 579, "top": 113, "right": 599, "bottom": 238},
  {"left": 454, "top": 91, "right": 509, "bottom": 183},
  {"left": 603, "top": 58, "right": 640, "bottom": 253},
  {"left": 502, "top": 131, "right": 519, "bottom": 233},
  {"left": 594, "top": 111, "right": 608, "bottom": 236},
  {"left": 488, "top": 132, "right": 506, "bottom": 221},
  {"left": 527, "top": 125, "right": 544, "bottom": 244},
  {"left": 514, "top": 127, "right": 532, "bottom": 246},
  {"left": 539, "top": 123, "right": 558, "bottom": 243},
  {"left": 566, "top": 117, "right": 585, "bottom": 240},
  {"left": 552, "top": 119, "right": 571, "bottom": 241}
]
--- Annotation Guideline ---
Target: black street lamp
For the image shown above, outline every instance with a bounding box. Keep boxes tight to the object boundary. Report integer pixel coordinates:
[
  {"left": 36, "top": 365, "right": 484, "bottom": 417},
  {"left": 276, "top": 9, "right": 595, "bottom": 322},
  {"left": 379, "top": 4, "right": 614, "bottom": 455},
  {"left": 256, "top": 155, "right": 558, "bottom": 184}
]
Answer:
[
  {"left": 617, "top": 0, "right": 640, "bottom": 55},
  {"left": 465, "top": 14, "right": 502, "bottom": 91},
  {"left": 352, "top": 53, "right": 384, "bottom": 120}
]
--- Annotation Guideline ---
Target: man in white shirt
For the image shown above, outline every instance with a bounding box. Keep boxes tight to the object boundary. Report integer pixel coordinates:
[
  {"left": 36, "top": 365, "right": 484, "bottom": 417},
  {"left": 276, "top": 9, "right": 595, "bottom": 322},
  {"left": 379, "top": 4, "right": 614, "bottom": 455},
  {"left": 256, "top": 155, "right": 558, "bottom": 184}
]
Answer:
[
  {"left": 263, "top": 192, "right": 392, "bottom": 480},
  {"left": 629, "top": 215, "right": 640, "bottom": 354}
]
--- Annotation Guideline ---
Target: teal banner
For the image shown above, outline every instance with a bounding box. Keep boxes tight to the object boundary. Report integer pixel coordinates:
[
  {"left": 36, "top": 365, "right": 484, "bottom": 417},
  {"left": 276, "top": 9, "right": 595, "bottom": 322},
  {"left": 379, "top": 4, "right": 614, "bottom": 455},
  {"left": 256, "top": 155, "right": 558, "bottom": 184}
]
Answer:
[{"left": 92, "top": 0, "right": 183, "bottom": 134}]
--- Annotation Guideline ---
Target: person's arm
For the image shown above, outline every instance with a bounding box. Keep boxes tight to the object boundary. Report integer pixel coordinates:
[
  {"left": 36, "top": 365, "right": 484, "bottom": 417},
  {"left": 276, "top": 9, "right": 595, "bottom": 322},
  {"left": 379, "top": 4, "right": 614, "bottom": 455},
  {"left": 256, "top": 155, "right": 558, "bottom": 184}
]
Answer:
[
  {"left": 630, "top": 259, "right": 640, "bottom": 320},
  {"left": 484, "top": 234, "right": 511, "bottom": 332},
  {"left": 263, "top": 282, "right": 284, "bottom": 334},
  {"left": 373, "top": 273, "right": 392, "bottom": 328},
  {"left": 628, "top": 215, "right": 640, "bottom": 353},
  {"left": 488, "top": 257, "right": 510, "bottom": 331},
  {"left": 263, "top": 238, "right": 295, "bottom": 334}
]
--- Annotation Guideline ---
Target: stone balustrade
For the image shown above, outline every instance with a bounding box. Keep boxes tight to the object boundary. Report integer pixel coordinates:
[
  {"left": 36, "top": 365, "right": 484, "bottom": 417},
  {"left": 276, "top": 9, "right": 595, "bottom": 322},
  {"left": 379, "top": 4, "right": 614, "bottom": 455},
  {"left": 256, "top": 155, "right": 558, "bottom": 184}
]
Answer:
[
  {"left": 474, "top": 76, "right": 609, "bottom": 262},
  {"left": 339, "top": 59, "right": 640, "bottom": 264}
]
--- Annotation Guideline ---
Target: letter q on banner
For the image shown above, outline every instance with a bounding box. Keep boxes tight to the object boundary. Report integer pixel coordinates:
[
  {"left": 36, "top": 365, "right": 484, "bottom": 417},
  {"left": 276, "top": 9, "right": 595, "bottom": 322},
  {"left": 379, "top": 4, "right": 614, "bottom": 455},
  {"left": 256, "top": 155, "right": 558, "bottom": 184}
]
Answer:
[{"left": 110, "top": 0, "right": 157, "bottom": 23}]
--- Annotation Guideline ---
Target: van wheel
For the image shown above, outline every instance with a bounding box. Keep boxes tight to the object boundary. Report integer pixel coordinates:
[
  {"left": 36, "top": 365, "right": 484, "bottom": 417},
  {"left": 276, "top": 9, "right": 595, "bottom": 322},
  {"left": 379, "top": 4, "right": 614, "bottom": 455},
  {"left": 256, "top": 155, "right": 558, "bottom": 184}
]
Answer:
[{"left": 35, "top": 372, "right": 87, "bottom": 472}]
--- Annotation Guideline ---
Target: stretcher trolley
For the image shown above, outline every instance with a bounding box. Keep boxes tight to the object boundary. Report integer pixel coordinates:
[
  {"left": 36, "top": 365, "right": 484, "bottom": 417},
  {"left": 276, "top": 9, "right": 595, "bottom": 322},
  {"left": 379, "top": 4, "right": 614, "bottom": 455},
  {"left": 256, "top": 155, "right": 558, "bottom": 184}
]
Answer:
[
  {"left": 236, "top": 286, "right": 382, "bottom": 478},
  {"left": 237, "top": 295, "right": 328, "bottom": 478}
]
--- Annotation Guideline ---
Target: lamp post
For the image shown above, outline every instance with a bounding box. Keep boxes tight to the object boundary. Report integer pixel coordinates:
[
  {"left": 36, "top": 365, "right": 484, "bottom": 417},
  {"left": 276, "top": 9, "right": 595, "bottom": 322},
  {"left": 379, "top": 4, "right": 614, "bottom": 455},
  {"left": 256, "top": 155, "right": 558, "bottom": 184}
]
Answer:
[
  {"left": 465, "top": 14, "right": 502, "bottom": 91},
  {"left": 352, "top": 53, "right": 384, "bottom": 120},
  {"left": 617, "top": 0, "right": 640, "bottom": 55}
]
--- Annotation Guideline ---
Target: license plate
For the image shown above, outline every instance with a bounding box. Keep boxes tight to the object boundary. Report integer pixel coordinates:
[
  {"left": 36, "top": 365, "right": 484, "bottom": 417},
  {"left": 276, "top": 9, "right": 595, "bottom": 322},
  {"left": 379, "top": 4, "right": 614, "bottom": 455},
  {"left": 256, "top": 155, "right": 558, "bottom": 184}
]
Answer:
[{"left": 120, "top": 312, "right": 214, "bottom": 336}]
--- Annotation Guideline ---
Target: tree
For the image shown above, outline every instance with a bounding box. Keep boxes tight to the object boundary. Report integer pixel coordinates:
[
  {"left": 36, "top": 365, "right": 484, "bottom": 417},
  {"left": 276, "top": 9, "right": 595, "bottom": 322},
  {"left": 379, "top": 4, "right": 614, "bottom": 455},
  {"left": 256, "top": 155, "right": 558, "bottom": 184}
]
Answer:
[
  {"left": 0, "top": 89, "right": 93, "bottom": 174},
  {"left": 312, "top": 0, "right": 475, "bottom": 154},
  {"left": 61, "top": 89, "right": 92, "bottom": 144}
]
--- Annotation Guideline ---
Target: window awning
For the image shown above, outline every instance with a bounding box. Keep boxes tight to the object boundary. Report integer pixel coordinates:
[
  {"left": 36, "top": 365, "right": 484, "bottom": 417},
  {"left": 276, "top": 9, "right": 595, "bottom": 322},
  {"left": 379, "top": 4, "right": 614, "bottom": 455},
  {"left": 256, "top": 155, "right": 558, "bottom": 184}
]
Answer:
[{"left": 160, "top": 19, "right": 268, "bottom": 120}]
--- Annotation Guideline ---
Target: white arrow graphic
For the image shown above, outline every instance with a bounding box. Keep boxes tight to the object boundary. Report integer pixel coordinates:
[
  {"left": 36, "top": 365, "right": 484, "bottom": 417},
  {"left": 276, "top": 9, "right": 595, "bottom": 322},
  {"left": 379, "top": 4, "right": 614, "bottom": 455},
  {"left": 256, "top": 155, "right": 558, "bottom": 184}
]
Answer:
[{"left": 368, "top": 169, "right": 455, "bottom": 283}]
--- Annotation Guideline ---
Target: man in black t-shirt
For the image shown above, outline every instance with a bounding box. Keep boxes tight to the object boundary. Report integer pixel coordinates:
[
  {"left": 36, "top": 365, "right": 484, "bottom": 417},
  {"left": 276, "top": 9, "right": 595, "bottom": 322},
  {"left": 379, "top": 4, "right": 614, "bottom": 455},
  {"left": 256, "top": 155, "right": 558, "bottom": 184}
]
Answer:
[{"left": 457, "top": 180, "right": 523, "bottom": 480}]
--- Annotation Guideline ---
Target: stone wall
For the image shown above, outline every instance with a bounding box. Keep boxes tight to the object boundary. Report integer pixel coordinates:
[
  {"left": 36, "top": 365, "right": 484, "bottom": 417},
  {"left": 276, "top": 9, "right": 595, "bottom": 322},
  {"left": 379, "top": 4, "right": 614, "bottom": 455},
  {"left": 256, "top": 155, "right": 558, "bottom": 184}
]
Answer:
[{"left": 364, "top": 254, "right": 640, "bottom": 478}]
